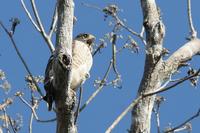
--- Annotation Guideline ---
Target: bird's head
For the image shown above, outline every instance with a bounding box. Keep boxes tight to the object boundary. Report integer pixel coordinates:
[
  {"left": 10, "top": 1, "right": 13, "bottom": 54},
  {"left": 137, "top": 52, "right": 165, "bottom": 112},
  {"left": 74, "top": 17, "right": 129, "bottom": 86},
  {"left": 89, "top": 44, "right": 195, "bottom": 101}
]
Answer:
[{"left": 75, "top": 33, "right": 95, "bottom": 51}]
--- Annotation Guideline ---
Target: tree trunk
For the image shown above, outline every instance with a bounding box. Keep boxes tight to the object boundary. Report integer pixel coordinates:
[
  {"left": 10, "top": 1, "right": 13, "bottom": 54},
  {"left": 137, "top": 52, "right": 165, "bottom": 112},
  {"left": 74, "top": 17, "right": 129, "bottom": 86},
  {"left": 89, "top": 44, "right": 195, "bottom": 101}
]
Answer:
[
  {"left": 130, "top": 0, "right": 200, "bottom": 133},
  {"left": 54, "top": 0, "right": 76, "bottom": 133}
]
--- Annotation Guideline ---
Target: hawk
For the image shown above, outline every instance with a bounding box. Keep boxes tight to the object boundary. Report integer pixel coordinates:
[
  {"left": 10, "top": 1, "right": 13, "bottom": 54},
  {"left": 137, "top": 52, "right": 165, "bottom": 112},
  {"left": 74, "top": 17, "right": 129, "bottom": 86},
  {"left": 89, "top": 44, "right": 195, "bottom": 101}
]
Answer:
[{"left": 43, "top": 33, "right": 95, "bottom": 111}]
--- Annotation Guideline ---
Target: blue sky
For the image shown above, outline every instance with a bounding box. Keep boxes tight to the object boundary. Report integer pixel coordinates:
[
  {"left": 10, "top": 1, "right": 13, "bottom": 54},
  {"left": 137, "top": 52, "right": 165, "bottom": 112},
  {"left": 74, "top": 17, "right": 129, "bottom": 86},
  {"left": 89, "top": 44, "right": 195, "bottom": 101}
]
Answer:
[{"left": 0, "top": 0, "right": 200, "bottom": 133}]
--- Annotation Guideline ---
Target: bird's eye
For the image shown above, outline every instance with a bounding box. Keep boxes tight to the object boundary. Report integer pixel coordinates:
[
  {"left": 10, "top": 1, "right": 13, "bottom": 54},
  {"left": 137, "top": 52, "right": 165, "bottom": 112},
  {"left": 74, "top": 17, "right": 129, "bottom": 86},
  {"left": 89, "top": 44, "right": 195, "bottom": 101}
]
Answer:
[{"left": 83, "top": 34, "right": 88, "bottom": 38}]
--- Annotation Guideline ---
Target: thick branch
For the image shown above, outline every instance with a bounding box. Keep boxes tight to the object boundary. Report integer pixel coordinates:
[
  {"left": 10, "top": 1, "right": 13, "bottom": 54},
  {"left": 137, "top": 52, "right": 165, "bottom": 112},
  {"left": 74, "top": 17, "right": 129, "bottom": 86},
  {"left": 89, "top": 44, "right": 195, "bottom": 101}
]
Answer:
[{"left": 164, "top": 39, "right": 200, "bottom": 75}]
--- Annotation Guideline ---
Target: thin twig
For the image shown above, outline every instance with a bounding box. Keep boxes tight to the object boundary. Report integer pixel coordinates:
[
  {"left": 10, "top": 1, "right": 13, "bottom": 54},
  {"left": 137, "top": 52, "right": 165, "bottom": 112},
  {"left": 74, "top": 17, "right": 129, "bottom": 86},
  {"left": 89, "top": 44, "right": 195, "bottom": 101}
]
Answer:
[
  {"left": 20, "top": 0, "right": 40, "bottom": 32},
  {"left": 2, "top": 108, "right": 10, "bottom": 133},
  {"left": 0, "top": 22, "right": 44, "bottom": 97},
  {"left": 81, "top": 3, "right": 102, "bottom": 11},
  {"left": 144, "top": 69, "right": 200, "bottom": 97},
  {"left": 74, "top": 86, "right": 83, "bottom": 124},
  {"left": 165, "top": 109, "right": 200, "bottom": 133},
  {"left": 113, "top": 15, "right": 146, "bottom": 45},
  {"left": 80, "top": 60, "right": 113, "bottom": 112},
  {"left": 187, "top": 0, "right": 197, "bottom": 39},
  {"left": 112, "top": 34, "right": 120, "bottom": 76},
  {"left": 17, "top": 95, "right": 56, "bottom": 123},
  {"left": 29, "top": 113, "right": 34, "bottom": 133},
  {"left": 140, "top": 26, "right": 145, "bottom": 37},
  {"left": 82, "top": 3, "right": 146, "bottom": 45},
  {"left": 29, "top": 90, "right": 34, "bottom": 133},
  {"left": 155, "top": 109, "right": 161, "bottom": 133},
  {"left": 20, "top": 0, "right": 55, "bottom": 52},
  {"left": 0, "top": 98, "right": 13, "bottom": 111},
  {"left": 30, "top": 0, "right": 55, "bottom": 53},
  {"left": 153, "top": 96, "right": 164, "bottom": 133},
  {"left": 49, "top": 2, "right": 58, "bottom": 38},
  {"left": 30, "top": 0, "right": 45, "bottom": 33},
  {"left": 105, "top": 96, "right": 142, "bottom": 133},
  {"left": 173, "top": 123, "right": 192, "bottom": 132},
  {"left": 8, "top": 116, "right": 17, "bottom": 133},
  {"left": 92, "top": 43, "right": 105, "bottom": 57}
]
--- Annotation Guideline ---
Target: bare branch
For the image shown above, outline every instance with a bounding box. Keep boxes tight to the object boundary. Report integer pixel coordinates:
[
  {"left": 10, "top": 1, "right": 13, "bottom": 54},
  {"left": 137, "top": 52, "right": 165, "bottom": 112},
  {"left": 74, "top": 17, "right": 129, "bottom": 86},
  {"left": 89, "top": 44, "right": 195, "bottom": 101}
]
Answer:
[
  {"left": 8, "top": 116, "right": 17, "bottom": 133},
  {"left": 80, "top": 60, "right": 113, "bottom": 112},
  {"left": 92, "top": 42, "right": 106, "bottom": 57},
  {"left": 112, "top": 34, "right": 120, "bottom": 76},
  {"left": 165, "top": 39, "right": 200, "bottom": 76},
  {"left": 49, "top": 2, "right": 58, "bottom": 38},
  {"left": 29, "top": 113, "right": 34, "bottom": 133},
  {"left": 140, "top": 26, "right": 145, "bottom": 37},
  {"left": 74, "top": 86, "right": 83, "bottom": 124},
  {"left": 113, "top": 15, "right": 146, "bottom": 45},
  {"left": 144, "top": 69, "right": 200, "bottom": 97},
  {"left": 82, "top": 3, "right": 146, "bottom": 45},
  {"left": 81, "top": 3, "right": 102, "bottom": 11},
  {"left": 15, "top": 92, "right": 56, "bottom": 123},
  {"left": 0, "top": 98, "right": 13, "bottom": 111},
  {"left": 30, "top": 0, "right": 45, "bottom": 33},
  {"left": 0, "top": 21, "right": 44, "bottom": 97},
  {"left": 20, "top": 0, "right": 40, "bottom": 32},
  {"left": 105, "top": 96, "right": 142, "bottom": 133},
  {"left": 20, "top": 0, "right": 55, "bottom": 53},
  {"left": 153, "top": 96, "right": 165, "bottom": 133},
  {"left": 30, "top": 0, "right": 55, "bottom": 53},
  {"left": 2, "top": 108, "right": 10, "bottom": 133},
  {"left": 165, "top": 109, "right": 200, "bottom": 133},
  {"left": 187, "top": 0, "right": 197, "bottom": 39}
]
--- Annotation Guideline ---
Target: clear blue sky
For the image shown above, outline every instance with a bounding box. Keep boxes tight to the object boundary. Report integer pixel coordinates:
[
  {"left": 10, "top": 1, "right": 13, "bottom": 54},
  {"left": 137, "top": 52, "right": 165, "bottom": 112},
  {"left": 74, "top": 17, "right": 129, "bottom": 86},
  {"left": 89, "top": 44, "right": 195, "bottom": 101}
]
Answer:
[{"left": 0, "top": 0, "right": 200, "bottom": 133}]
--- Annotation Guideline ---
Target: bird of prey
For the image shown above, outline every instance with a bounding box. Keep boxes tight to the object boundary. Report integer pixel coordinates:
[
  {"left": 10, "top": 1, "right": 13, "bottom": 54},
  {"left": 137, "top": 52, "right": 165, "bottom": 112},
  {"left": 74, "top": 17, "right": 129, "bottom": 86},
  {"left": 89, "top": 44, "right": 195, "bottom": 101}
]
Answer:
[{"left": 43, "top": 33, "right": 95, "bottom": 111}]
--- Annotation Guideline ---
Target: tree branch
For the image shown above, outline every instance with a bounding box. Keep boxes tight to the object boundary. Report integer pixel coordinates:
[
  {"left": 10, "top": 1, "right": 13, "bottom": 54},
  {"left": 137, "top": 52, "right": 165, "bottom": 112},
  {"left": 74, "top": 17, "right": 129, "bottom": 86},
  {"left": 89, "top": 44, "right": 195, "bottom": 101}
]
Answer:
[
  {"left": 165, "top": 109, "right": 200, "bottom": 133},
  {"left": 20, "top": 0, "right": 40, "bottom": 32},
  {"left": 144, "top": 69, "right": 200, "bottom": 96},
  {"left": 20, "top": 0, "right": 55, "bottom": 53},
  {"left": 30, "top": 0, "right": 45, "bottom": 34},
  {"left": 80, "top": 60, "right": 113, "bottom": 112},
  {"left": 106, "top": 96, "right": 142, "bottom": 133},
  {"left": 30, "top": 0, "right": 55, "bottom": 53},
  {"left": 164, "top": 39, "right": 200, "bottom": 74},
  {"left": 49, "top": 2, "right": 58, "bottom": 38},
  {"left": 8, "top": 116, "right": 17, "bottom": 133},
  {"left": 15, "top": 92, "right": 56, "bottom": 123},
  {"left": 0, "top": 21, "right": 44, "bottom": 97},
  {"left": 29, "top": 113, "right": 34, "bottom": 133},
  {"left": 82, "top": 3, "right": 146, "bottom": 45},
  {"left": 187, "top": 0, "right": 197, "bottom": 39}
]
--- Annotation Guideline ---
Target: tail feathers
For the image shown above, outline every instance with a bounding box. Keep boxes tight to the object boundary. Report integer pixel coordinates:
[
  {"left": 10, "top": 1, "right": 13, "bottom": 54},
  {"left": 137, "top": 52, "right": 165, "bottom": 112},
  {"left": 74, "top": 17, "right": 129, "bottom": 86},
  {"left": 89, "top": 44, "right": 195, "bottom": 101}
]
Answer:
[{"left": 43, "top": 94, "right": 53, "bottom": 111}]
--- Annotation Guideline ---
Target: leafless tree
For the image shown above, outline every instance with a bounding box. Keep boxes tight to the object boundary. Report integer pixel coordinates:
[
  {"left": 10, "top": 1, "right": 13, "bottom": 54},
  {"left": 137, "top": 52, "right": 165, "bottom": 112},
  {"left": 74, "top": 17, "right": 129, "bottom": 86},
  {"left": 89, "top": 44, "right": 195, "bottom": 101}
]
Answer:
[{"left": 0, "top": 0, "right": 200, "bottom": 133}]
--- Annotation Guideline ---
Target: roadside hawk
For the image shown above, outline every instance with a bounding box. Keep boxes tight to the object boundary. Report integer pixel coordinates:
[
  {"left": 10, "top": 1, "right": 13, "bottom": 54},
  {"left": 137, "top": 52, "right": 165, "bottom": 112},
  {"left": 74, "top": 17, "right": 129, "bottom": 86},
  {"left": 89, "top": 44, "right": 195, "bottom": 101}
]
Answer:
[{"left": 43, "top": 33, "right": 95, "bottom": 111}]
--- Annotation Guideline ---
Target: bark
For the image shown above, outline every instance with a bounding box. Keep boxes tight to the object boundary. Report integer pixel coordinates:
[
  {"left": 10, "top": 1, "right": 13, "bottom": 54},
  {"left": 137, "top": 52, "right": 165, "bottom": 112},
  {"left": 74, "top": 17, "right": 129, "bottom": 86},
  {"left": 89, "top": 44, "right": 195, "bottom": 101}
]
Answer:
[
  {"left": 53, "top": 0, "right": 76, "bottom": 133},
  {"left": 130, "top": 0, "right": 200, "bottom": 133}
]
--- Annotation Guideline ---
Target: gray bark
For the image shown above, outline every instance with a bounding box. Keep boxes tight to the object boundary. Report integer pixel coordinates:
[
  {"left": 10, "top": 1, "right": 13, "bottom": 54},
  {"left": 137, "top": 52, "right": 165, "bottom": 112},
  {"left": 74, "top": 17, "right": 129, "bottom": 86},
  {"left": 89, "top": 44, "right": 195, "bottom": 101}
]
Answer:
[
  {"left": 130, "top": 0, "right": 200, "bottom": 133},
  {"left": 53, "top": 0, "right": 76, "bottom": 133}
]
